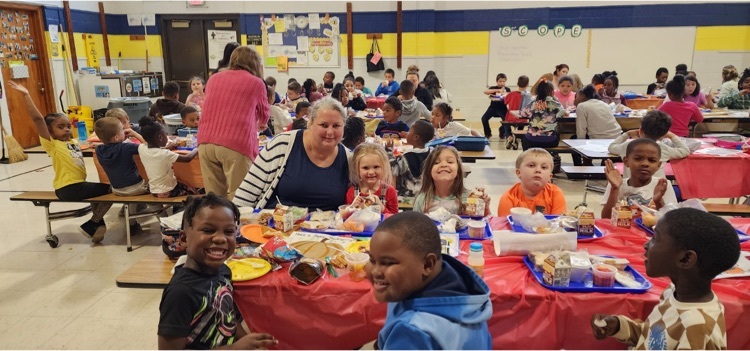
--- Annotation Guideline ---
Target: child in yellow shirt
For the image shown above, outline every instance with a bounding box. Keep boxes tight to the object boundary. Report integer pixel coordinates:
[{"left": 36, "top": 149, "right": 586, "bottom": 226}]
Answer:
[{"left": 497, "top": 148, "right": 567, "bottom": 216}]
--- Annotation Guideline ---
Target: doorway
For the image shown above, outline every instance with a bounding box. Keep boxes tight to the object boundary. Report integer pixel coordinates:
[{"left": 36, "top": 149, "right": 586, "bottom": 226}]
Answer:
[
  {"left": 160, "top": 15, "right": 239, "bottom": 102},
  {"left": 0, "top": 3, "right": 56, "bottom": 149}
]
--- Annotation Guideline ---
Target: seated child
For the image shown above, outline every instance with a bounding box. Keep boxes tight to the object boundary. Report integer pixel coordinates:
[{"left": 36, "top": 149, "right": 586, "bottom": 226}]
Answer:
[
  {"left": 717, "top": 67, "right": 750, "bottom": 110},
  {"left": 389, "top": 120, "right": 434, "bottom": 198},
  {"left": 267, "top": 85, "right": 291, "bottom": 135},
  {"left": 94, "top": 117, "right": 149, "bottom": 196},
  {"left": 184, "top": 76, "right": 205, "bottom": 111},
  {"left": 333, "top": 82, "right": 367, "bottom": 112},
  {"left": 342, "top": 116, "right": 366, "bottom": 151},
  {"left": 374, "top": 68, "right": 400, "bottom": 97},
  {"left": 149, "top": 81, "right": 186, "bottom": 122},
  {"left": 158, "top": 193, "right": 278, "bottom": 350},
  {"left": 502, "top": 75, "right": 532, "bottom": 149},
  {"left": 431, "top": 102, "right": 479, "bottom": 138},
  {"left": 375, "top": 97, "right": 409, "bottom": 138},
  {"left": 318, "top": 71, "right": 335, "bottom": 95},
  {"left": 497, "top": 148, "right": 567, "bottom": 216},
  {"left": 137, "top": 117, "right": 200, "bottom": 198},
  {"left": 601, "top": 139, "right": 678, "bottom": 219},
  {"left": 94, "top": 108, "right": 144, "bottom": 144},
  {"left": 608, "top": 110, "right": 690, "bottom": 179},
  {"left": 280, "top": 81, "right": 308, "bottom": 111},
  {"left": 285, "top": 101, "right": 311, "bottom": 132},
  {"left": 413, "top": 145, "right": 491, "bottom": 216},
  {"left": 367, "top": 211, "right": 492, "bottom": 349},
  {"left": 646, "top": 67, "right": 668, "bottom": 96},
  {"left": 355, "top": 76, "right": 373, "bottom": 96},
  {"left": 9, "top": 81, "right": 112, "bottom": 243},
  {"left": 591, "top": 208, "right": 740, "bottom": 350},
  {"left": 175, "top": 106, "right": 200, "bottom": 136},
  {"left": 398, "top": 80, "right": 431, "bottom": 126},
  {"left": 346, "top": 143, "right": 399, "bottom": 214},
  {"left": 265, "top": 76, "right": 282, "bottom": 104},
  {"left": 657, "top": 75, "right": 703, "bottom": 137},
  {"left": 553, "top": 75, "right": 576, "bottom": 110}
]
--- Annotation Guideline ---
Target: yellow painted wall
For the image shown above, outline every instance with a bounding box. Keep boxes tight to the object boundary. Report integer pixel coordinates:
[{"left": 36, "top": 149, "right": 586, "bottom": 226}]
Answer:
[{"left": 695, "top": 25, "right": 750, "bottom": 51}]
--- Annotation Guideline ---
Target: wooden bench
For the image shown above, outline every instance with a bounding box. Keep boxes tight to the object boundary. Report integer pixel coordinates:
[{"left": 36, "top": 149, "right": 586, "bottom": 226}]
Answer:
[
  {"left": 703, "top": 203, "right": 750, "bottom": 217},
  {"left": 10, "top": 191, "right": 191, "bottom": 251}
]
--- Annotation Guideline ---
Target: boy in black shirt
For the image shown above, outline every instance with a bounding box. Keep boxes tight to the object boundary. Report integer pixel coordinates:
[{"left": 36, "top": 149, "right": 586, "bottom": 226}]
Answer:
[
  {"left": 481, "top": 73, "right": 511, "bottom": 139},
  {"left": 158, "top": 194, "right": 277, "bottom": 350},
  {"left": 375, "top": 97, "right": 409, "bottom": 137}
]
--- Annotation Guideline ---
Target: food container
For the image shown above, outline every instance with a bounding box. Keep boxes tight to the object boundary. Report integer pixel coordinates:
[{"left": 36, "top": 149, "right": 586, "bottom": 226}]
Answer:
[
  {"left": 289, "top": 258, "right": 325, "bottom": 285},
  {"left": 345, "top": 253, "right": 369, "bottom": 282},
  {"left": 577, "top": 210, "right": 596, "bottom": 236},
  {"left": 592, "top": 263, "right": 617, "bottom": 287},
  {"left": 569, "top": 255, "right": 591, "bottom": 283},
  {"left": 542, "top": 252, "right": 571, "bottom": 287},
  {"left": 611, "top": 205, "right": 632, "bottom": 228},
  {"left": 468, "top": 220, "right": 486, "bottom": 239},
  {"left": 453, "top": 136, "right": 488, "bottom": 151},
  {"left": 510, "top": 207, "right": 532, "bottom": 216}
]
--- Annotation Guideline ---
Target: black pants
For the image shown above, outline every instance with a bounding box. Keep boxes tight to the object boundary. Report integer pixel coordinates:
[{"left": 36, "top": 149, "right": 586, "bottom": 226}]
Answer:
[
  {"left": 480, "top": 105, "right": 507, "bottom": 137},
  {"left": 55, "top": 182, "right": 113, "bottom": 222},
  {"left": 521, "top": 134, "right": 560, "bottom": 150}
]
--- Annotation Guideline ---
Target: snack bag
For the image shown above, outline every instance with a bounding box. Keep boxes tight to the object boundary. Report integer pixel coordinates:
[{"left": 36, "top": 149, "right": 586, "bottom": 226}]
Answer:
[
  {"left": 261, "top": 236, "right": 302, "bottom": 263},
  {"left": 289, "top": 257, "right": 325, "bottom": 285},
  {"left": 464, "top": 187, "right": 486, "bottom": 217},
  {"left": 343, "top": 207, "right": 381, "bottom": 232}
]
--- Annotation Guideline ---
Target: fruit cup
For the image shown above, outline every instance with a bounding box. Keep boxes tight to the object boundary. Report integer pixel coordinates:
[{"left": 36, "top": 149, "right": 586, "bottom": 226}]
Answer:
[
  {"left": 592, "top": 263, "right": 617, "bottom": 287},
  {"left": 345, "top": 253, "right": 369, "bottom": 282}
]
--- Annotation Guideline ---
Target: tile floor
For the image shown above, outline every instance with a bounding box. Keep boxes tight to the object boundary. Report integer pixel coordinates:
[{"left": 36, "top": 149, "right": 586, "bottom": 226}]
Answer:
[{"left": 0, "top": 137, "right": 701, "bottom": 349}]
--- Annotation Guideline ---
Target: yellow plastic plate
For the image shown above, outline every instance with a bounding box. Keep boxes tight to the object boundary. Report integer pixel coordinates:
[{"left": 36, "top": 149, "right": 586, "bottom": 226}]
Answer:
[
  {"left": 346, "top": 240, "right": 370, "bottom": 254},
  {"left": 226, "top": 258, "right": 272, "bottom": 282}
]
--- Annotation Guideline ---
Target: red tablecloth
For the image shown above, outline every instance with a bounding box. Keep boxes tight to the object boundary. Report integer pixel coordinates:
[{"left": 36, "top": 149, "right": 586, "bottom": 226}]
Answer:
[
  {"left": 366, "top": 97, "right": 386, "bottom": 109},
  {"left": 233, "top": 218, "right": 750, "bottom": 350},
  {"left": 671, "top": 152, "right": 750, "bottom": 199}
]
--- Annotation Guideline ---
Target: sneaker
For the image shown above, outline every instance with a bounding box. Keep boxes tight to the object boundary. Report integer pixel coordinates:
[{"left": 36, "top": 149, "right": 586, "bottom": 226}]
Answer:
[
  {"left": 91, "top": 222, "right": 107, "bottom": 244},
  {"left": 78, "top": 220, "right": 97, "bottom": 238}
]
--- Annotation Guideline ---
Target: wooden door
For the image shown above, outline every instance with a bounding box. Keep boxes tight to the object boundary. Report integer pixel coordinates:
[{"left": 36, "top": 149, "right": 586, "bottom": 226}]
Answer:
[
  {"left": 0, "top": 4, "right": 55, "bottom": 148},
  {"left": 161, "top": 15, "right": 239, "bottom": 102}
]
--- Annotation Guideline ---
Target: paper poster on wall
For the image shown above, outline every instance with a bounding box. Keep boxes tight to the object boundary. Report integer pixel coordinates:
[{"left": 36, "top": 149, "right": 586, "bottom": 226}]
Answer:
[
  {"left": 94, "top": 85, "right": 110, "bottom": 98},
  {"left": 48, "top": 24, "right": 59, "bottom": 43},
  {"left": 277, "top": 56, "right": 288, "bottom": 72},
  {"left": 297, "top": 36, "right": 309, "bottom": 52},
  {"left": 207, "top": 30, "right": 238, "bottom": 69},
  {"left": 142, "top": 77, "right": 151, "bottom": 94},
  {"left": 261, "top": 13, "right": 340, "bottom": 68}
]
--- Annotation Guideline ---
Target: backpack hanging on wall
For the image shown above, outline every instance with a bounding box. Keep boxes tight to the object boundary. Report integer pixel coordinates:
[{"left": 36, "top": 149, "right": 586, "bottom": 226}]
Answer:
[{"left": 366, "top": 38, "right": 385, "bottom": 72}]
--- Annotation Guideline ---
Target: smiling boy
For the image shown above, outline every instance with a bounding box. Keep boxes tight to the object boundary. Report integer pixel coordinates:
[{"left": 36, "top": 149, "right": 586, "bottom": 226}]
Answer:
[
  {"left": 367, "top": 211, "right": 492, "bottom": 350},
  {"left": 497, "top": 148, "right": 567, "bottom": 216},
  {"left": 375, "top": 97, "right": 409, "bottom": 137},
  {"left": 591, "top": 208, "right": 740, "bottom": 349},
  {"left": 601, "top": 138, "right": 677, "bottom": 218}
]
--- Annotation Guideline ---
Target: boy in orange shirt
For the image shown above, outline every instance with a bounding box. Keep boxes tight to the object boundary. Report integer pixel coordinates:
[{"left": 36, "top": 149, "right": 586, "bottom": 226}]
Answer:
[{"left": 498, "top": 148, "right": 567, "bottom": 216}]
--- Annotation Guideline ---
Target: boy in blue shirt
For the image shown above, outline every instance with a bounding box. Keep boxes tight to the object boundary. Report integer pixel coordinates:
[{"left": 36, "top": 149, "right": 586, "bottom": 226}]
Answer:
[
  {"left": 374, "top": 68, "right": 400, "bottom": 96},
  {"left": 367, "top": 211, "right": 492, "bottom": 350},
  {"left": 375, "top": 97, "right": 409, "bottom": 137}
]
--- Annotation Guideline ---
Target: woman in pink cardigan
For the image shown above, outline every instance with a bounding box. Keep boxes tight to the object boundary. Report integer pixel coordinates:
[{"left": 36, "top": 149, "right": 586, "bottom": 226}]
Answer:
[{"left": 198, "top": 46, "right": 269, "bottom": 199}]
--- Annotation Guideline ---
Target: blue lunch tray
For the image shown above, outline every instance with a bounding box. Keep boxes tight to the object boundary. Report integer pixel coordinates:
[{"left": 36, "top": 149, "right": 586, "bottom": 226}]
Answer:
[
  {"left": 522, "top": 256, "right": 652, "bottom": 294},
  {"left": 634, "top": 217, "right": 749, "bottom": 242},
  {"left": 507, "top": 215, "right": 604, "bottom": 241},
  {"left": 435, "top": 217, "right": 493, "bottom": 241}
]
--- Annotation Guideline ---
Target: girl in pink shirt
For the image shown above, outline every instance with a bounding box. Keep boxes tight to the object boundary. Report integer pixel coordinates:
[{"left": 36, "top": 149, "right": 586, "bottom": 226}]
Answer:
[
  {"left": 554, "top": 75, "right": 576, "bottom": 110},
  {"left": 684, "top": 75, "right": 715, "bottom": 109},
  {"left": 657, "top": 75, "right": 703, "bottom": 137}
]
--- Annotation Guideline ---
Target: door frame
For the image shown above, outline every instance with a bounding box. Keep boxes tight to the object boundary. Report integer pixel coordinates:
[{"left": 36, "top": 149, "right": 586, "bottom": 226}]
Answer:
[
  {"left": 160, "top": 14, "right": 240, "bottom": 85},
  {"left": 1, "top": 2, "right": 56, "bottom": 116}
]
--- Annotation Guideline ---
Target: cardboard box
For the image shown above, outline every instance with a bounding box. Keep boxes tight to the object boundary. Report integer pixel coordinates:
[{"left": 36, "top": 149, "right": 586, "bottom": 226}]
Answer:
[
  {"left": 577, "top": 211, "right": 596, "bottom": 236},
  {"left": 465, "top": 197, "right": 485, "bottom": 217},
  {"left": 542, "top": 253, "right": 571, "bottom": 287},
  {"left": 273, "top": 212, "right": 294, "bottom": 232},
  {"left": 611, "top": 206, "right": 632, "bottom": 228}
]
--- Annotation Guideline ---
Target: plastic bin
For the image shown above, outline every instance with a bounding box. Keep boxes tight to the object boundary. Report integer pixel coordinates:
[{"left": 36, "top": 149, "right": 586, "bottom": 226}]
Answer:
[
  {"left": 163, "top": 114, "right": 183, "bottom": 135},
  {"left": 67, "top": 105, "right": 93, "bottom": 133},
  {"left": 177, "top": 128, "right": 199, "bottom": 137},
  {"left": 107, "top": 97, "right": 152, "bottom": 124},
  {"left": 453, "top": 136, "right": 488, "bottom": 151}
]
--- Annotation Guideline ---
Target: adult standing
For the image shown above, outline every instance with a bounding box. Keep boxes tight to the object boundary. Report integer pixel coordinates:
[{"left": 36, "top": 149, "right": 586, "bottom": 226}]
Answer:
[
  {"left": 391, "top": 65, "right": 433, "bottom": 110},
  {"left": 199, "top": 46, "right": 269, "bottom": 200},
  {"left": 233, "top": 97, "right": 351, "bottom": 210}
]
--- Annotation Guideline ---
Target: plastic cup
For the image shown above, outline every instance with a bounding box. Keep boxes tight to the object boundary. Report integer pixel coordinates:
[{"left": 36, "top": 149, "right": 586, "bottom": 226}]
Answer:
[
  {"left": 468, "top": 220, "right": 486, "bottom": 239},
  {"left": 592, "top": 263, "right": 617, "bottom": 287},
  {"left": 339, "top": 205, "right": 353, "bottom": 221},
  {"left": 346, "top": 253, "right": 369, "bottom": 282},
  {"left": 510, "top": 207, "right": 532, "bottom": 216}
]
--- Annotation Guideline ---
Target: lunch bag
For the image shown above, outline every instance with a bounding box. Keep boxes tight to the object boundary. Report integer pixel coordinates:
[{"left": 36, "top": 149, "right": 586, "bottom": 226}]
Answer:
[
  {"left": 161, "top": 226, "right": 186, "bottom": 259},
  {"left": 366, "top": 39, "right": 385, "bottom": 72}
]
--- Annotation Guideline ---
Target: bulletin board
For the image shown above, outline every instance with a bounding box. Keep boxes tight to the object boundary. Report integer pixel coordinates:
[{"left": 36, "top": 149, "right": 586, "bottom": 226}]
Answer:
[
  {"left": 0, "top": 9, "right": 39, "bottom": 69},
  {"left": 260, "top": 13, "right": 341, "bottom": 68},
  {"left": 487, "top": 25, "right": 696, "bottom": 87}
]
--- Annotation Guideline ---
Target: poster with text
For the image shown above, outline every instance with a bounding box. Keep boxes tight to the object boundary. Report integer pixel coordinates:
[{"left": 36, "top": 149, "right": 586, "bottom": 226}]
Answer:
[
  {"left": 261, "top": 14, "right": 340, "bottom": 68},
  {"left": 207, "top": 30, "right": 238, "bottom": 69}
]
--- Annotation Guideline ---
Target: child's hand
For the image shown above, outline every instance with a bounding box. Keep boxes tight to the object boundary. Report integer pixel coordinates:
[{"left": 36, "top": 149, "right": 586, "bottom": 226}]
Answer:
[
  {"left": 233, "top": 332, "right": 278, "bottom": 350},
  {"left": 371, "top": 196, "right": 385, "bottom": 213},
  {"left": 626, "top": 129, "right": 641, "bottom": 139},
  {"left": 740, "top": 89, "right": 750, "bottom": 96},
  {"left": 8, "top": 81, "right": 29, "bottom": 95},
  {"left": 590, "top": 314, "right": 619, "bottom": 340},
  {"left": 653, "top": 178, "right": 668, "bottom": 205},
  {"left": 604, "top": 159, "right": 622, "bottom": 190},
  {"left": 398, "top": 131, "right": 408, "bottom": 139},
  {"left": 482, "top": 194, "right": 492, "bottom": 216}
]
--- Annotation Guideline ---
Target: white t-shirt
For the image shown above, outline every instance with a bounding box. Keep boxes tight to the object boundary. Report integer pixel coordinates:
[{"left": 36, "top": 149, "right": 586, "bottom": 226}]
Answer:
[
  {"left": 442, "top": 121, "right": 473, "bottom": 137},
  {"left": 138, "top": 144, "right": 179, "bottom": 194},
  {"left": 601, "top": 176, "right": 678, "bottom": 207}
]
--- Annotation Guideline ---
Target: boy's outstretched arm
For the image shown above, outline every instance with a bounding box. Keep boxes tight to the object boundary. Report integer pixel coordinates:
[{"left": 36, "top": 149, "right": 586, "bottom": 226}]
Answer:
[
  {"left": 8, "top": 81, "right": 50, "bottom": 140},
  {"left": 176, "top": 148, "right": 198, "bottom": 162}
]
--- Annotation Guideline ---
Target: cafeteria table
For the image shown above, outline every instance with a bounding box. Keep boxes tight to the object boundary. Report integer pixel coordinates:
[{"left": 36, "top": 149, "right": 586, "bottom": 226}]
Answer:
[
  {"left": 233, "top": 218, "right": 750, "bottom": 350},
  {"left": 458, "top": 145, "right": 496, "bottom": 163}
]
